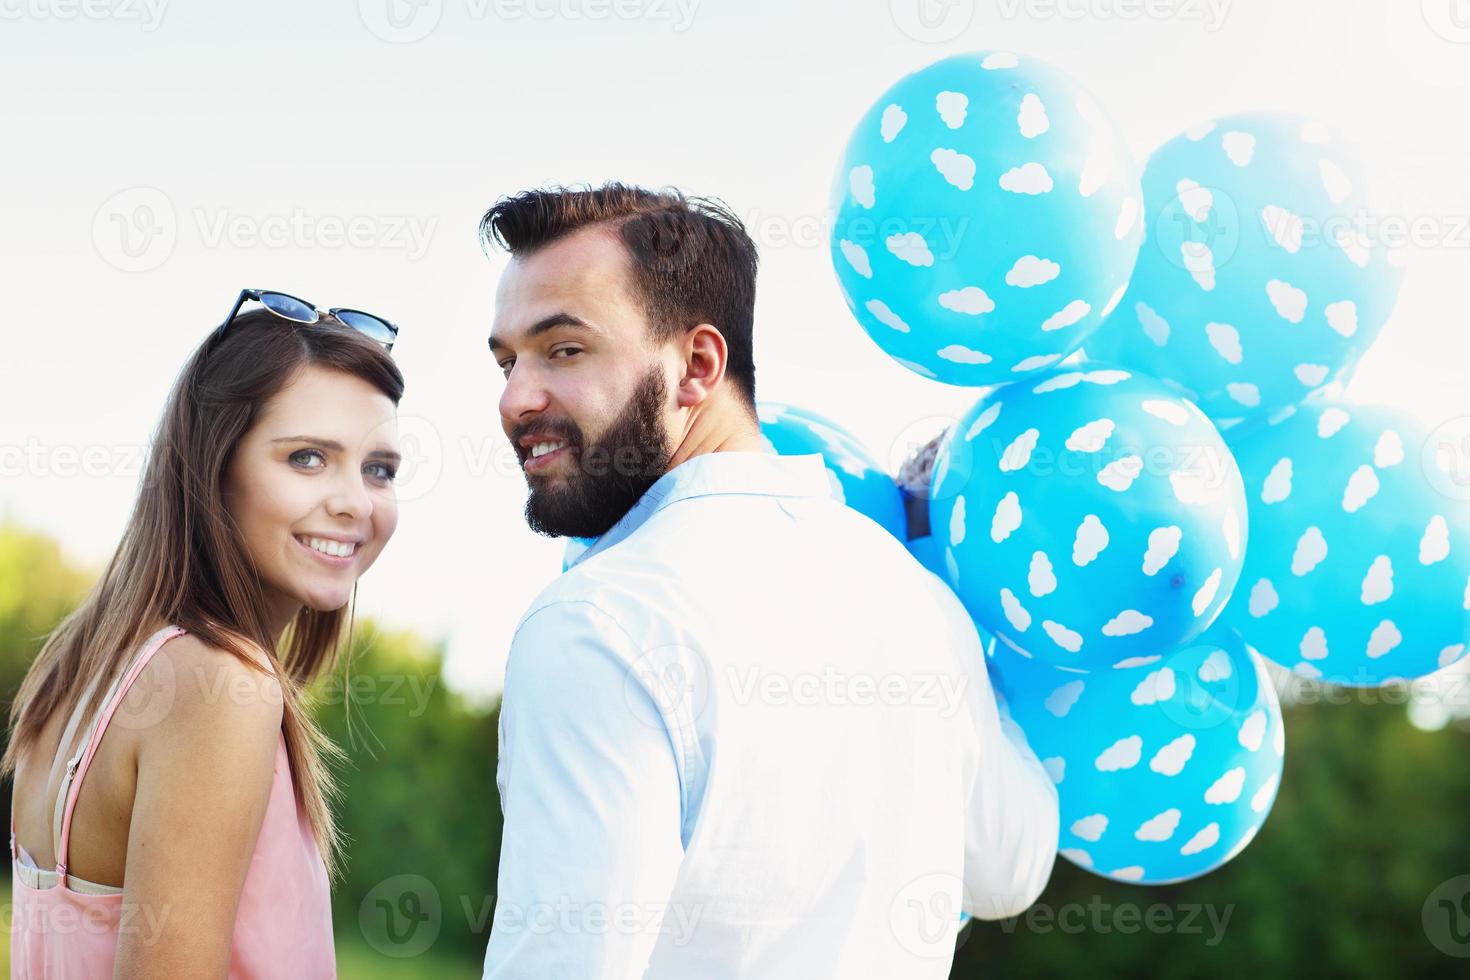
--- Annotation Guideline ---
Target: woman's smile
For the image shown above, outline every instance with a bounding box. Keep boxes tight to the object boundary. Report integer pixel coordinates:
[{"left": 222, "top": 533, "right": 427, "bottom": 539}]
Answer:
[{"left": 294, "top": 533, "right": 361, "bottom": 567}]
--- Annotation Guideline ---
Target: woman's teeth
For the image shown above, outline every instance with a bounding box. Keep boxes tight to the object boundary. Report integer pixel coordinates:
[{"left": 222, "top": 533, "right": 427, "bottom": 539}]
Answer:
[{"left": 299, "top": 536, "right": 356, "bottom": 558}]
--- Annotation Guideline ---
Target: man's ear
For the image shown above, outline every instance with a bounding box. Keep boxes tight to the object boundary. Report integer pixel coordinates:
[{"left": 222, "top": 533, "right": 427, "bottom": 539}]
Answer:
[{"left": 675, "top": 323, "right": 728, "bottom": 410}]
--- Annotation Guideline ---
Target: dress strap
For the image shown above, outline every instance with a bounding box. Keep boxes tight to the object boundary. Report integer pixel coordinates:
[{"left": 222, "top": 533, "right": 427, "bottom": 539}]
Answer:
[
  {"left": 47, "top": 662, "right": 110, "bottom": 866},
  {"left": 54, "top": 625, "right": 188, "bottom": 880}
]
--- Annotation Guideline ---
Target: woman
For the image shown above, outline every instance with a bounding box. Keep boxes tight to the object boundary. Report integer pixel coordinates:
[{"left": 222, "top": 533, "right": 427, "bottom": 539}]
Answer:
[{"left": 4, "top": 291, "right": 405, "bottom": 978}]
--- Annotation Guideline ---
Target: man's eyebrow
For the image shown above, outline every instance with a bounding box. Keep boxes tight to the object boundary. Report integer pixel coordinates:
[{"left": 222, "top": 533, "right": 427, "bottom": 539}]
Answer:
[
  {"left": 272, "top": 436, "right": 402, "bottom": 464},
  {"left": 488, "top": 313, "right": 595, "bottom": 353}
]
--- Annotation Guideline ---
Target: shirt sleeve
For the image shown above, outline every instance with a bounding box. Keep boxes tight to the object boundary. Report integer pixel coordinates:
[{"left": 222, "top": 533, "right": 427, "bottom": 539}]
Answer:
[
  {"left": 962, "top": 693, "right": 1061, "bottom": 919},
  {"left": 484, "top": 600, "right": 686, "bottom": 979},
  {"left": 935, "top": 581, "right": 1061, "bottom": 920}
]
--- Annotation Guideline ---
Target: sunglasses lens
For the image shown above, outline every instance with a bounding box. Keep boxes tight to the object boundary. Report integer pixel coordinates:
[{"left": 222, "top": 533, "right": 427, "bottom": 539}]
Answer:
[
  {"left": 259, "top": 292, "right": 318, "bottom": 323},
  {"left": 334, "top": 310, "right": 397, "bottom": 348}
]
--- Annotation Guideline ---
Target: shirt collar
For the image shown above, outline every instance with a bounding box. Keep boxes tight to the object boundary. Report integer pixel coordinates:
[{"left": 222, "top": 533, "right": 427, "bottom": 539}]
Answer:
[{"left": 569, "top": 451, "right": 832, "bottom": 568}]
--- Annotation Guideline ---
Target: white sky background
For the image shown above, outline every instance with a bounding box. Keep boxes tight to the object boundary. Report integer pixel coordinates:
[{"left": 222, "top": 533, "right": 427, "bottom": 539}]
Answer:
[{"left": 1, "top": 0, "right": 1466, "bottom": 703}]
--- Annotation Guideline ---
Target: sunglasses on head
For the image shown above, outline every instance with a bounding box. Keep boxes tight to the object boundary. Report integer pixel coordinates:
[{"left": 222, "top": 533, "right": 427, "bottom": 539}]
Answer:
[{"left": 216, "top": 289, "right": 399, "bottom": 352}]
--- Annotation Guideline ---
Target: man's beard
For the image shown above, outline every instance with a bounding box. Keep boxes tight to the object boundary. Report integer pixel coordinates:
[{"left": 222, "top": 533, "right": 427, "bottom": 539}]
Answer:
[{"left": 518, "top": 366, "right": 673, "bottom": 539}]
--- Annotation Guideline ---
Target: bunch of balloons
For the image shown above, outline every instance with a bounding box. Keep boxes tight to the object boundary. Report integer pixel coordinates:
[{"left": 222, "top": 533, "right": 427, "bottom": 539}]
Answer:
[{"left": 813, "top": 49, "right": 1462, "bottom": 888}]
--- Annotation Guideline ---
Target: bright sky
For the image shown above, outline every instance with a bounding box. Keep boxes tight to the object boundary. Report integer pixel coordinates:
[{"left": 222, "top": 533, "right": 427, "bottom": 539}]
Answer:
[{"left": 2, "top": 0, "right": 1466, "bottom": 701}]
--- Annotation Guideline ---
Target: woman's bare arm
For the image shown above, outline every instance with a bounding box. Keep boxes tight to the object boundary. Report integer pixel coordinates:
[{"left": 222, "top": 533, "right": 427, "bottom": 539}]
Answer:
[{"left": 113, "top": 636, "right": 285, "bottom": 979}]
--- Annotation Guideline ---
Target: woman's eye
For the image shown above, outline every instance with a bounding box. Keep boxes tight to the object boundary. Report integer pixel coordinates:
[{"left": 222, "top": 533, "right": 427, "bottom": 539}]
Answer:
[
  {"left": 292, "top": 449, "right": 395, "bottom": 483},
  {"left": 290, "top": 449, "right": 326, "bottom": 469}
]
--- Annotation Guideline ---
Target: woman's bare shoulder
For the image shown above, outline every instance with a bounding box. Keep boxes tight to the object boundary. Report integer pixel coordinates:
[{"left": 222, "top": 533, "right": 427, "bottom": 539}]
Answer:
[{"left": 120, "top": 631, "right": 285, "bottom": 740}]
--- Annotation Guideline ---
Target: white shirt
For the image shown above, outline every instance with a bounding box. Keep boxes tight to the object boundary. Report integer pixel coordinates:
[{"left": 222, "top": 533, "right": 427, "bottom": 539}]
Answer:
[{"left": 483, "top": 451, "right": 1058, "bottom": 979}]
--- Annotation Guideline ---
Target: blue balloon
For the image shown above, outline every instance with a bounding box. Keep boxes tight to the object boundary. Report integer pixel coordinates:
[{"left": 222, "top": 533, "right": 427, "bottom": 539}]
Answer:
[
  {"left": 1221, "top": 400, "right": 1470, "bottom": 685},
  {"left": 757, "top": 402, "right": 907, "bottom": 540},
  {"left": 986, "top": 624, "right": 1284, "bottom": 885},
  {"left": 829, "top": 51, "right": 1143, "bottom": 386},
  {"left": 929, "top": 364, "right": 1247, "bottom": 669},
  {"left": 1085, "top": 113, "right": 1406, "bottom": 428}
]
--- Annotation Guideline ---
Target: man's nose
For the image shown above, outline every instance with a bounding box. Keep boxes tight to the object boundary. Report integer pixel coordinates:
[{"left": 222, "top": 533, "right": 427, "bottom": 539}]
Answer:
[{"left": 499, "top": 361, "right": 550, "bottom": 429}]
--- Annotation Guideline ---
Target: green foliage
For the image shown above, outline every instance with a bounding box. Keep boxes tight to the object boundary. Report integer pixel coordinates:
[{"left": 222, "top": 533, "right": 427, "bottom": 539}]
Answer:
[
  {"left": 312, "top": 621, "right": 501, "bottom": 964},
  {"left": 334, "top": 934, "right": 480, "bottom": 979},
  {"left": 0, "top": 522, "right": 93, "bottom": 703}
]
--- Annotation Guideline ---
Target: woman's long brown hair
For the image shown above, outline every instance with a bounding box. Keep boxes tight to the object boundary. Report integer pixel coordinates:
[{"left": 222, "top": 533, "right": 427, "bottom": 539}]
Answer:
[{"left": 2, "top": 309, "right": 405, "bottom": 877}]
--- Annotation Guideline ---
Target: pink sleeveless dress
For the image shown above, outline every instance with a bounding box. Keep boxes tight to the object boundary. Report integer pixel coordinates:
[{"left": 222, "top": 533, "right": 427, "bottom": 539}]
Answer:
[{"left": 8, "top": 625, "right": 336, "bottom": 978}]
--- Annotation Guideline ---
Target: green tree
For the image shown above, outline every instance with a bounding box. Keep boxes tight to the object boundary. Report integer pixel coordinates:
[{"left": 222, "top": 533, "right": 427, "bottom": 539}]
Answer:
[
  {"left": 313, "top": 620, "right": 501, "bottom": 968},
  {"left": 0, "top": 521, "right": 93, "bottom": 703}
]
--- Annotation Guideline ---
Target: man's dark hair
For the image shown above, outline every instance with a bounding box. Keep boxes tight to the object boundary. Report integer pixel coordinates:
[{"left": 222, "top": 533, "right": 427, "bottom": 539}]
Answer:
[{"left": 479, "top": 182, "right": 759, "bottom": 410}]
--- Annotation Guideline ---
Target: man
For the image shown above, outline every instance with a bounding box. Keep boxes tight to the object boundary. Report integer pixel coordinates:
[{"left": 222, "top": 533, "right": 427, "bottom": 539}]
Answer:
[{"left": 481, "top": 182, "right": 1059, "bottom": 978}]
